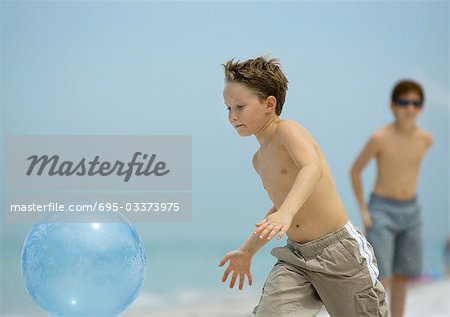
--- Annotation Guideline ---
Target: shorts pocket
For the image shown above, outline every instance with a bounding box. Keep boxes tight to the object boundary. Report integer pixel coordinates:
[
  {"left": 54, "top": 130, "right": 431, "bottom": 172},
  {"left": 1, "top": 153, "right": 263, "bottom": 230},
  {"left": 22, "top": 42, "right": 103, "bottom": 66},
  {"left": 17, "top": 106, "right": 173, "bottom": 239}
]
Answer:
[{"left": 354, "top": 288, "right": 386, "bottom": 316}]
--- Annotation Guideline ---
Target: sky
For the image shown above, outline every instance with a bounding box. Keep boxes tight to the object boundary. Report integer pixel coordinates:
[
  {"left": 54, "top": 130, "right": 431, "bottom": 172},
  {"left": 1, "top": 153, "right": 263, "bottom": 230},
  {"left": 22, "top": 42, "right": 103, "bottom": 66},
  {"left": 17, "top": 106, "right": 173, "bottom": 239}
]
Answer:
[{"left": 1, "top": 0, "right": 448, "bottom": 243}]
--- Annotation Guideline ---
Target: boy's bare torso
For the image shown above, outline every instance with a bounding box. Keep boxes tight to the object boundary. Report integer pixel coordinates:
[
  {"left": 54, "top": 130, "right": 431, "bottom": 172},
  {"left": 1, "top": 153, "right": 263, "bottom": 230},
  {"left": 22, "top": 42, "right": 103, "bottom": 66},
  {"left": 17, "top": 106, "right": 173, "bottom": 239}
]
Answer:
[
  {"left": 253, "top": 122, "right": 348, "bottom": 243},
  {"left": 373, "top": 124, "right": 432, "bottom": 200}
]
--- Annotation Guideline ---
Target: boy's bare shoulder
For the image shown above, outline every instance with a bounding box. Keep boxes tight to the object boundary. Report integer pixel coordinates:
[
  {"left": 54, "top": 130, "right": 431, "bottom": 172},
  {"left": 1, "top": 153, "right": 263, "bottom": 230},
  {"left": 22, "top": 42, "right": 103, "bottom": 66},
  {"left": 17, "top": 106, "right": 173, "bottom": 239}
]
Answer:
[
  {"left": 367, "top": 126, "right": 387, "bottom": 145},
  {"left": 417, "top": 127, "right": 433, "bottom": 139},
  {"left": 417, "top": 128, "right": 434, "bottom": 146},
  {"left": 377, "top": 125, "right": 393, "bottom": 136},
  {"left": 375, "top": 125, "right": 433, "bottom": 147},
  {"left": 275, "top": 119, "right": 310, "bottom": 139},
  {"left": 277, "top": 118, "right": 304, "bottom": 129},
  {"left": 274, "top": 120, "right": 320, "bottom": 153}
]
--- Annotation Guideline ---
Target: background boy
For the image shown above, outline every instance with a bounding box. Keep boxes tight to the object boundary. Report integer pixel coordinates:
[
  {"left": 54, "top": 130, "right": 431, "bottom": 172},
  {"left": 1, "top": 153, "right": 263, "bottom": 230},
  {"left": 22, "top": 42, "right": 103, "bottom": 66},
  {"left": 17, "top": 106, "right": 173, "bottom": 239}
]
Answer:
[
  {"left": 350, "top": 80, "right": 433, "bottom": 317},
  {"left": 218, "top": 56, "right": 387, "bottom": 317}
]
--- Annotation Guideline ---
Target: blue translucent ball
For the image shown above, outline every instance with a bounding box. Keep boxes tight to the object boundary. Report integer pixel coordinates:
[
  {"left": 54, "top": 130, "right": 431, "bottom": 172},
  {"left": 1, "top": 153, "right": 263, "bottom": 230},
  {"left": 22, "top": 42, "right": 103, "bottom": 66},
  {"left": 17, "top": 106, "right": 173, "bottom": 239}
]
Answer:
[{"left": 21, "top": 211, "right": 147, "bottom": 317}]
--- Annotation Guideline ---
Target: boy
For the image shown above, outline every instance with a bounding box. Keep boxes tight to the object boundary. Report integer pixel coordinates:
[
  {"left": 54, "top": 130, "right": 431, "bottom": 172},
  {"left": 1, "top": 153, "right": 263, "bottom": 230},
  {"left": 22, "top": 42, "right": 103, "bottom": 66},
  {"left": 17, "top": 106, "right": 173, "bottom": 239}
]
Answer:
[
  {"left": 350, "top": 80, "right": 433, "bottom": 317},
  {"left": 218, "top": 56, "right": 387, "bottom": 317}
]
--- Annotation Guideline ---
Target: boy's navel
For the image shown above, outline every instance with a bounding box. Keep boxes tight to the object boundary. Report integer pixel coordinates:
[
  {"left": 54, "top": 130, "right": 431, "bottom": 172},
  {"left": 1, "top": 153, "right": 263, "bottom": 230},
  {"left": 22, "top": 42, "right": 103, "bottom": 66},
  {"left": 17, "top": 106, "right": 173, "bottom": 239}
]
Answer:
[{"left": 281, "top": 168, "right": 288, "bottom": 174}]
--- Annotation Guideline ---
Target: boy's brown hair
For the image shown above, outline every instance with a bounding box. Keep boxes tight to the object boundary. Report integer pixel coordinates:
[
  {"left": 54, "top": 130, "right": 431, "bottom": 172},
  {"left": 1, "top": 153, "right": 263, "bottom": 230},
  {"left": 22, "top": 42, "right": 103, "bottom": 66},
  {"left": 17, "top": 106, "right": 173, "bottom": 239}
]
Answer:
[
  {"left": 391, "top": 80, "right": 425, "bottom": 103},
  {"left": 222, "top": 56, "right": 288, "bottom": 115}
]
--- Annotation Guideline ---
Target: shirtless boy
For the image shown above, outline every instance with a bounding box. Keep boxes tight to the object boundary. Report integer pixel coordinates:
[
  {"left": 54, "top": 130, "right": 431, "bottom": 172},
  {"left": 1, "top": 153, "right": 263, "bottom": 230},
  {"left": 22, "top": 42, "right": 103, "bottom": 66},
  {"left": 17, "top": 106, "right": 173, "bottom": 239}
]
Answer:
[
  {"left": 351, "top": 80, "right": 433, "bottom": 317},
  {"left": 218, "top": 56, "right": 387, "bottom": 317}
]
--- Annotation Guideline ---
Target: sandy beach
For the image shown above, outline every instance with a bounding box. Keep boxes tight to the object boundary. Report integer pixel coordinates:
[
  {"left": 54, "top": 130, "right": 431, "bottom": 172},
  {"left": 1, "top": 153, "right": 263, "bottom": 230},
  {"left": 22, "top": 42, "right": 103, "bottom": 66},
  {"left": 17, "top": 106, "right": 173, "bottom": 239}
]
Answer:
[{"left": 125, "top": 278, "right": 450, "bottom": 317}]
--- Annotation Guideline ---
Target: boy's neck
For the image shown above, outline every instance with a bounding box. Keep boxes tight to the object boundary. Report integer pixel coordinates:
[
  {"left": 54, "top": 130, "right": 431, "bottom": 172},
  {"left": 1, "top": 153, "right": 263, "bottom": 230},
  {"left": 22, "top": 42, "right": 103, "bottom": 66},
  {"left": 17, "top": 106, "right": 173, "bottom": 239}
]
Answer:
[
  {"left": 392, "top": 120, "right": 418, "bottom": 134},
  {"left": 255, "top": 116, "right": 279, "bottom": 146}
]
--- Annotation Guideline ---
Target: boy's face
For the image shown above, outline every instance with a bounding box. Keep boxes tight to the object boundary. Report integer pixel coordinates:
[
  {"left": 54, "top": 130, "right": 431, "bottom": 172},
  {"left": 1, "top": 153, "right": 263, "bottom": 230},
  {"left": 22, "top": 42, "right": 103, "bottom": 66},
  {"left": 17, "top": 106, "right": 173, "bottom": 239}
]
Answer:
[
  {"left": 223, "top": 82, "right": 272, "bottom": 136},
  {"left": 390, "top": 90, "right": 424, "bottom": 122}
]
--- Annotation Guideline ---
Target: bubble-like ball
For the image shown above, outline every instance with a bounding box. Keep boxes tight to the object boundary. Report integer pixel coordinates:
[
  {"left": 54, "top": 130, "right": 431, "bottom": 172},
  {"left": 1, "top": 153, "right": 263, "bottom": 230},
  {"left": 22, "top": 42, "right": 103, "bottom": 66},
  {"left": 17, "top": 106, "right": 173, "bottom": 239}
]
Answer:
[{"left": 21, "top": 210, "right": 146, "bottom": 317}]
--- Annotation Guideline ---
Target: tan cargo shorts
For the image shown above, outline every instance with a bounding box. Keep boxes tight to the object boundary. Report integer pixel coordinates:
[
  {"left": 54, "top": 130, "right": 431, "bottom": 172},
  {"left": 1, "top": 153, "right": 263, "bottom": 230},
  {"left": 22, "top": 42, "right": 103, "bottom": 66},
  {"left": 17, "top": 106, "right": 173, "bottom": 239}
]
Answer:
[{"left": 253, "top": 221, "right": 387, "bottom": 317}]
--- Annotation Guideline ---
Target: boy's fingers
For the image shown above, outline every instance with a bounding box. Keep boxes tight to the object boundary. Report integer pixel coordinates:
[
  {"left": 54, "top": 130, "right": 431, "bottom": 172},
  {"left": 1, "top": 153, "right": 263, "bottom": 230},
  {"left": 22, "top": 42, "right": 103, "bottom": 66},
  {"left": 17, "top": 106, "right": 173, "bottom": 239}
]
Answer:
[
  {"left": 277, "top": 228, "right": 286, "bottom": 239},
  {"left": 239, "top": 274, "right": 244, "bottom": 290},
  {"left": 218, "top": 255, "right": 230, "bottom": 266},
  {"left": 254, "top": 224, "right": 267, "bottom": 235},
  {"left": 267, "top": 225, "right": 282, "bottom": 240},
  {"left": 259, "top": 225, "right": 274, "bottom": 239},
  {"left": 230, "top": 272, "right": 238, "bottom": 288},
  {"left": 267, "top": 231, "right": 275, "bottom": 240},
  {"left": 247, "top": 272, "right": 253, "bottom": 286},
  {"left": 255, "top": 228, "right": 263, "bottom": 235},
  {"left": 222, "top": 267, "right": 231, "bottom": 282}
]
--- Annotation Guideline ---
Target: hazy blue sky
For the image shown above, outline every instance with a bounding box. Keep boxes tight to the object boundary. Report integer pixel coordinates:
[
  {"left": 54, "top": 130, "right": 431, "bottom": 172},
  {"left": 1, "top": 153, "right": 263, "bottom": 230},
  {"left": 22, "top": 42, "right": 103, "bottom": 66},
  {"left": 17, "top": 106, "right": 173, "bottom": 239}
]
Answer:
[{"left": 1, "top": 1, "right": 448, "bottom": 242}]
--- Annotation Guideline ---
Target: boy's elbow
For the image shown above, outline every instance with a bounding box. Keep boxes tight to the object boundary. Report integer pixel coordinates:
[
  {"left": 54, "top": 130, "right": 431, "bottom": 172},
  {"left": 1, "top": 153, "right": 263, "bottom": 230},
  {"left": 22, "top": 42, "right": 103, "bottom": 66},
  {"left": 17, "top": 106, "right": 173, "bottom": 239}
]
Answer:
[
  {"left": 350, "top": 165, "right": 360, "bottom": 178},
  {"left": 299, "top": 161, "right": 323, "bottom": 183},
  {"left": 311, "top": 161, "right": 324, "bottom": 182}
]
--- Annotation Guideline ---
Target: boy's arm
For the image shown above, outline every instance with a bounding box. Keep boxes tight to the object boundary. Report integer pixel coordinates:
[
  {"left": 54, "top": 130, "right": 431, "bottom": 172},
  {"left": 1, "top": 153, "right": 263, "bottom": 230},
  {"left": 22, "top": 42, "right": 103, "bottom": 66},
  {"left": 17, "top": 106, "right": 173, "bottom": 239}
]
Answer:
[
  {"left": 239, "top": 206, "right": 276, "bottom": 253},
  {"left": 226, "top": 206, "right": 277, "bottom": 257},
  {"left": 350, "top": 134, "right": 380, "bottom": 227},
  {"left": 255, "top": 121, "right": 324, "bottom": 240}
]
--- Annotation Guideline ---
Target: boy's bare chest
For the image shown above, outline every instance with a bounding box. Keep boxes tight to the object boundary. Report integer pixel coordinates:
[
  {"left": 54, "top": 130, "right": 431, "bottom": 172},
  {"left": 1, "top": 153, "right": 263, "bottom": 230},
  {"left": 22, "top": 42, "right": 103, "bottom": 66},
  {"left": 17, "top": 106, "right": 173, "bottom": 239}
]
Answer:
[
  {"left": 379, "top": 135, "right": 427, "bottom": 164},
  {"left": 255, "top": 146, "right": 298, "bottom": 190}
]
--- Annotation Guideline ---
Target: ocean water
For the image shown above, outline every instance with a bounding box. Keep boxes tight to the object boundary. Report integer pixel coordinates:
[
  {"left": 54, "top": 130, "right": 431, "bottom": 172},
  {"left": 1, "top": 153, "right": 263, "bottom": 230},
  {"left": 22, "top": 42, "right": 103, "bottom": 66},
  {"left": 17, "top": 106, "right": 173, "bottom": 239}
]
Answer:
[{"left": 1, "top": 233, "right": 448, "bottom": 316}]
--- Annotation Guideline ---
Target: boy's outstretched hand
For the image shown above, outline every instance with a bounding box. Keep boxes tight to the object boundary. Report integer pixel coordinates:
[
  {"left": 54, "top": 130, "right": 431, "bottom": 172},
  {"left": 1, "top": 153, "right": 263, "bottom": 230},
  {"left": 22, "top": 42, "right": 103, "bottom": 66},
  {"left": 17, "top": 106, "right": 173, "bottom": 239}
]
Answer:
[
  {"left": 218, "top": 249, "right": 253, "bottom": 290},
  {"left": 255, "top": 210, "right": 293, "bottom": 240}
]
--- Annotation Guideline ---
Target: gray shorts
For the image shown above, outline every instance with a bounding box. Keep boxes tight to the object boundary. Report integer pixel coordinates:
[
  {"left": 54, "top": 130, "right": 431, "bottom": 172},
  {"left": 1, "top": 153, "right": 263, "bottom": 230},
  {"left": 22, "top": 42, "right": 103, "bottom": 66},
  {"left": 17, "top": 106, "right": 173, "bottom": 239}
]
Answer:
[
  {"left": 253, "top": 222, "right": 387, "bottom": 317},
  {"left": 366, "top": 193, "right": 423, "bottom": 279}
]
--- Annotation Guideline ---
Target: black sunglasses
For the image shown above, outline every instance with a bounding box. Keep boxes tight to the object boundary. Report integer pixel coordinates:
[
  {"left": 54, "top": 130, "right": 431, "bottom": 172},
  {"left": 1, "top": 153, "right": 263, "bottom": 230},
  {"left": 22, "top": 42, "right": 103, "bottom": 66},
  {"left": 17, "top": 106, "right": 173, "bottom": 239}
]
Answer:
[{"left": 395, "top": 99, "right": 423, "bottom": 108}]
